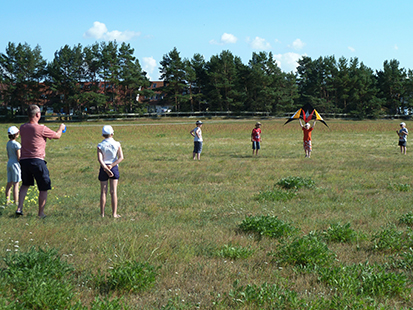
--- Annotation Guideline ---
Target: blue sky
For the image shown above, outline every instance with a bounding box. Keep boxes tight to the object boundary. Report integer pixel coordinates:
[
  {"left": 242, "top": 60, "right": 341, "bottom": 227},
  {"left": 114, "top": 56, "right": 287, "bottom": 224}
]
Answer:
[{"left": 1, "top": 0, "right": 412, "bottom": 80}]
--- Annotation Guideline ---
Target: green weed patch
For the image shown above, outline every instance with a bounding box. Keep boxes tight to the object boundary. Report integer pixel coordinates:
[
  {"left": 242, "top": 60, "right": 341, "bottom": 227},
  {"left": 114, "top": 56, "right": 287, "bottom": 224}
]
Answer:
[{"left": 238, "top": 215, "right": 297, "bottom": 239}]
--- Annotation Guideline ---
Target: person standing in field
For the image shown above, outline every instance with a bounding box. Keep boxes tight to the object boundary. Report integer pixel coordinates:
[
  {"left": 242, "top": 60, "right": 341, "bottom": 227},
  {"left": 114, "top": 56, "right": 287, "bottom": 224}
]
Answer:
[
  {"left": 5, "top": 126, "right": 21, "bottom": 205},
  {"left": 97, "top": 125, "right": 124, "bottom": 218},
  {"left": 251, "top": 122, "right": 262, "bottom": 156},
  {"left": 190, "top": 120, "right": 203, "bottom": 160},
  {"left": 397, "top": 122, "right": 408, "bottom": 155},
  {"left": 299, "top": 119, "right": 316, "bottom": 158},
  {"left": 16, "top": 105, "right": 65, "bottom": 218}
]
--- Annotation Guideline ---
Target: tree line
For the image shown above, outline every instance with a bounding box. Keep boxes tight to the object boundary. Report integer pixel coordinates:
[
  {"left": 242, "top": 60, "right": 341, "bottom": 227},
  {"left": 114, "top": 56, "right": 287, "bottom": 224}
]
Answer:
[{"left": 1, "top": 42, "right": 412, "bottom": 118}]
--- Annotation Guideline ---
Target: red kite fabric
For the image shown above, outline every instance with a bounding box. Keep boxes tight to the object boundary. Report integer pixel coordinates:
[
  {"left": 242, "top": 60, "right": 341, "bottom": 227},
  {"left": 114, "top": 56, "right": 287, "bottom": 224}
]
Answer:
[{"left": 284, "top": 103, "right": 329, "bottom": 127}]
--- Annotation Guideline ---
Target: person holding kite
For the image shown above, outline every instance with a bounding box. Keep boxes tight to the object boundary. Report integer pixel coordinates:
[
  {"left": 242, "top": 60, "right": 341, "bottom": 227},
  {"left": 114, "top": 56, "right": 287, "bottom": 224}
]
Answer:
[
  {"left": 299, "top": 119, "right": 316, "bottom": 158},
  {"left": 396, "top": 122, "right": 408, "bottom": 155},
  {"left": 284, "top": 103, "right": 328, "bottom": 158}
]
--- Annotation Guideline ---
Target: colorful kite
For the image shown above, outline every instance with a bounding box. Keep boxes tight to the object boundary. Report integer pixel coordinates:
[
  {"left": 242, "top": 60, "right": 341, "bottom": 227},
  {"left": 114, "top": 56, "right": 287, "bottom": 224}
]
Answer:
[{"left": 284, "top": 103, "right": 329, "bottom": 127}]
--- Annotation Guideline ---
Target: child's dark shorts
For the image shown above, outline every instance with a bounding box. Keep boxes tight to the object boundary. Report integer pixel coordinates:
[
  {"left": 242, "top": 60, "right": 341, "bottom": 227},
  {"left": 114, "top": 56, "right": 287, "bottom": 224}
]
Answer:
[
  {"left": 20, "top": 158, "right": 52, "bottom": 191},
  {"left": 98, "top": 165, "right": 120, "bottom": 181},
  {"left": 193, "top": 141, "right": 203, "bottom": 153},
  {"left": 252, "top": 141, "right": 261, "bottom": 150},
  {"left": 399, "top": 141, "right": 407, "bottom": 147}
]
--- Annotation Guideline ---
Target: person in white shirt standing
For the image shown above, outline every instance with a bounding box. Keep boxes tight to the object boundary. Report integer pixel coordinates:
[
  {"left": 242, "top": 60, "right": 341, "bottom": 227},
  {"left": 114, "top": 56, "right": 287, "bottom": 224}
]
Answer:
[
  {"left": 397, "top": 122, "right": 409, "bottom": 155},
  {"left": 97, "top": 125, "right": 124, "bottom": 218},
  {"left": 190, "top": 120, "right": 203, "bottom": 160}
]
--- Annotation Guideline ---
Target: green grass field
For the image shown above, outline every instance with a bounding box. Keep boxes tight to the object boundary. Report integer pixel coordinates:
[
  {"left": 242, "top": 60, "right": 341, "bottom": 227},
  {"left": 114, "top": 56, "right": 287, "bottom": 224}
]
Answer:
[{"left": 1, "top": 118, "right": 413, "bottom": 309}]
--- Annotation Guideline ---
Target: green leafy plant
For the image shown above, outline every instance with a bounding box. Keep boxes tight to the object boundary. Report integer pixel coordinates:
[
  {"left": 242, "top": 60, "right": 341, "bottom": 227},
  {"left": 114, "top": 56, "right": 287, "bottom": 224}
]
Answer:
[
  {"left": 255, "top": 188, "right": 297, "bottom": 202},
  {"left": 238, "top": 215, "right": 297, "bottom": 239},
  {"left": 96, "top": 260, "right": 159, "bottom": 294},
  {"left": 276, "top": 176, "right": 315, "bottom": 190},
  {"left": 371, "top": 225, "right": 413, "bottom": 252},
  {"left": 320, "top": 223, "right": 358, "bottom": 243},
  {"left": 0, "top": 247, "right": 76, "bottom": 309},
  {"left": 272, "top": 233, "right": 335, "bottom": 268},
  {"left": 398, "top": 212, "right": 413, "bottom": 226},
  {"left": 388, "top": 183, "right": 411, "bottom": 192},
  {"left": 214, "top": 244, "right": 255, "bottom": 260},
  {"left": 226, "top": 280, "right": 306, "bottom": 309},
  {"left": 318, "top": 262, "right": 409, "bottom": 298},
  {"left": 390, "top": 247, "right": 413, "bottom": 270}
]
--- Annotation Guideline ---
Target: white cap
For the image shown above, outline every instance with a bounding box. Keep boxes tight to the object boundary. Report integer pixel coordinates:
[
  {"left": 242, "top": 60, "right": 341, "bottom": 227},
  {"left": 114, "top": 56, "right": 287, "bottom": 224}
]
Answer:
[
  {"left": 8, "top": 126, "right": 19, "bottom": 135},
  {"left": 400, "top": 122, "right": 406, "bottom": 126},
  {"left": 102, "top": 125, "right": 114, "bottom": 135}
]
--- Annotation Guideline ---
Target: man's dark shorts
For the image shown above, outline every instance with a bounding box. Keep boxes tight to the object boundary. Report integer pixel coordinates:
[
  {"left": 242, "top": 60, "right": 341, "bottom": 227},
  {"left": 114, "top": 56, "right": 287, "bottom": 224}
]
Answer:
[
  {"left": 98, "top": 165, "right": 120, "bottom": 182},
  {"left": 20, "top": 158, "right": 51, "bottom": 191},
  {"left": 399, "top": 141, "right": 407, "bottom": 147}
]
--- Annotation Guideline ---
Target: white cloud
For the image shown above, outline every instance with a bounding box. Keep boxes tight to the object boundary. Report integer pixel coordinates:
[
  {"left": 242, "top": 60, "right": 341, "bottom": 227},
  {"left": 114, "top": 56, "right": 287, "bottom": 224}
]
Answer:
[
  {"left": 394, "top": 44, "right": 399, "bottom": 50},
  {"left": 348, "top": 46, "right": 355, "bottom": 52},
  {"left": 273, "top": 52, "right": 305, "bottom": 73},
  {"left": 84, "top": 21, "right": 140, "bottom": 41},
  {"left": 210, "top": 33, "right": 238, "bottom": 45},
  {"left": 290, "top": 38, "right": 305, "bottom": 50},
  {"left": 249, "top": 37, "right": 271, "bottom": 50},
  {"left": 142, "top": 57, "right": 157, "bottom": 80},
  {"left": 221, "top": 33, "right": 237, "bottom": 44},
  {"left": 84, "top": 21, "right": 107, "bottom": 39}
]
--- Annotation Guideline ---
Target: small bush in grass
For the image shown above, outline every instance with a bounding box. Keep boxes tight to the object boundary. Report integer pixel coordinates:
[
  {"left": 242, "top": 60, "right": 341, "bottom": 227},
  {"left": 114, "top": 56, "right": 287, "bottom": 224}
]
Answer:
[
  {"left": 225, "top": 280, "right": 306, "bottom": 309},
  {"left": 371, "top": 225, "right": 413, "bottom": 252},
  {"left": 390, "top": 247, "right": 413, "bottom": 270},
  {"left": 318, "top": 262, "right": 409, "bottom": 298},
  {"left": 214, "top": 244, "right": 255, "bottom": 260},
  {"left": 388, "top": 183, "right": 411, "bottom": 192},
  {"left": 88, "top": 296, "right": 129, "bottom": 310},
  {"left": 238, "top": 215, "right": 297, "bottom": 239},
  {"left": 276, "top": 176, "right": 315, "bottom": 190},
  {"left": 255, "top": 188, "right": 297, "bottom": 202},
  {"left": 398, "top": 212, "right": 413, "bottom": 226},
  {"left": 97, "top": 260, "right": 159, "bottom": 294},
  {"left": 0, "top": 246, "right": 76, "bottom": 309},
  {"left": 272, "top": 233, "right": 335, "bottom": 268},
  {"left": 320, "top": 223, "right": 358, "bottom": 243}
]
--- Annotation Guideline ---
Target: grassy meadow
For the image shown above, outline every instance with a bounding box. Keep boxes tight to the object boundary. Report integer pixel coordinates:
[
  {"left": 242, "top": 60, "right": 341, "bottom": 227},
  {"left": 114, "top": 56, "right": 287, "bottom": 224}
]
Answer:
[{"left": 1, "top": 118, "right": 413, "bottom": 309}]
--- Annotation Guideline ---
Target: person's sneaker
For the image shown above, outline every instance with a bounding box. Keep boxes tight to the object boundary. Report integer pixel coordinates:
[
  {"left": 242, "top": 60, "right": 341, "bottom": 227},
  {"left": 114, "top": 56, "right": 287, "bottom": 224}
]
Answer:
[{"left": 15, "top": 211, "right": 23, "bottom": 216}]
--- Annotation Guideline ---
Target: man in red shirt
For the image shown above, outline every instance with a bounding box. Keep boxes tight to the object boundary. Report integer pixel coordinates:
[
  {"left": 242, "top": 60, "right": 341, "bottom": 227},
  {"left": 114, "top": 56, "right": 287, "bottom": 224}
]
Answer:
[
  {"left": 16, "top": 105, "right": 65, "bottom": 218},
  {"left": 299, "top": 119, "right": 316, "bottom": 158}
]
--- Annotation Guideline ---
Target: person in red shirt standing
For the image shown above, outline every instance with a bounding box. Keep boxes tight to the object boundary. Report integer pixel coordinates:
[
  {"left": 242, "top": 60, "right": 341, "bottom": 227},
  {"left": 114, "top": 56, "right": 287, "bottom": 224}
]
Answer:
[
  {"left": 251, "top": 122, "right": 262, "bottom": 156},
  {"left": 299, "top": 119, "right": 316, "bottom": 158},
  {"left": 16, "top": 105, "right": 65, "bottom": 218}
]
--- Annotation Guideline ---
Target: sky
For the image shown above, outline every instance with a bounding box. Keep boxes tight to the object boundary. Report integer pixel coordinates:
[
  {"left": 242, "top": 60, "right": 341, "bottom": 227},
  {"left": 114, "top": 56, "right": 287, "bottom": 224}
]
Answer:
[{"left": 2, "top": 0, "right": 413, "bottom": 81}]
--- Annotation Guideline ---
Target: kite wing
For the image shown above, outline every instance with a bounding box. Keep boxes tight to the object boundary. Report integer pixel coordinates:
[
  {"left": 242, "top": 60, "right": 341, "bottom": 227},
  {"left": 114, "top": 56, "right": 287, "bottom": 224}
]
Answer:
[{"left": 284, "top": 103, "right": 328, "bottom": 127}]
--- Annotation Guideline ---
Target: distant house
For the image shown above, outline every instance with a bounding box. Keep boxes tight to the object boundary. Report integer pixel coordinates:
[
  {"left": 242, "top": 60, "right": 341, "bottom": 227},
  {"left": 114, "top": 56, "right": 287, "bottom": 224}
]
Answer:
[{"left": 140, "top": 81, "right": 173, "bottom": 113}]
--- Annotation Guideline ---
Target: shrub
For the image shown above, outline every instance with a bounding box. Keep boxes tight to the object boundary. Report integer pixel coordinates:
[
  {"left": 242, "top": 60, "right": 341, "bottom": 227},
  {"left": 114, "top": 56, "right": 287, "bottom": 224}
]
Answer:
[
  {"left": 390, "top": 247, "right": 413, "bottom": 270},
  {"left": 388, "top": 183, "right": 411, "bottom": 192},
  {"left": 398, "top": 212, "right": 413, "bottom": 226},
  {"left": 276, "top": 176, "right": 315, "bottom": 190},
  {"left": 238, "top": 215, "right": 297, "bottom": 239},
  {"left": 318, "top": 262, "right": 409, "bottom": 298},
  {"left": 0, "top": 247, "right": 76, "bottom": 309},
  {"left": 214, "top": 244, "right": 255, "bottom": 260},
  {"left": 255, "top": 188, "right": 297, "bottom": 202},
  {"left": 272, "top": 233, "right": 336, "bottom": 268},
  {"left": 320, "top": 223, "right": 358, "bottom": 243},
  {"left": 371, "top": 225, "right": 413, "bottom": 252},
  {"left": 226, "top": 280, "right": 306, "bottom": 309},
  {"left": 96, "top": 260, "right": 159, "bottom": 294}
]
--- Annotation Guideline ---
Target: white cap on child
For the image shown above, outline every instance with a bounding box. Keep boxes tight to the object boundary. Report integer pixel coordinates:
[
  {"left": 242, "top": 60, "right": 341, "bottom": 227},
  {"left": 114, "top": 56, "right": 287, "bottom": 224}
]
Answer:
[
  {"left": 8, "top": 126, "right": 19, "bottom": 135},
  {"left": 102, "top": 125, "right": 114, "bottom": 135}
]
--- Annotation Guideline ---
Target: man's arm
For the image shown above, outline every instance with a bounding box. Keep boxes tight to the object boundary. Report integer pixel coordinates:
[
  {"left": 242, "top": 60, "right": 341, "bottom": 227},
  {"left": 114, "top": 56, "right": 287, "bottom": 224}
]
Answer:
[{"left": 53, "top": 124, "right": 66, "bottom": 139}]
